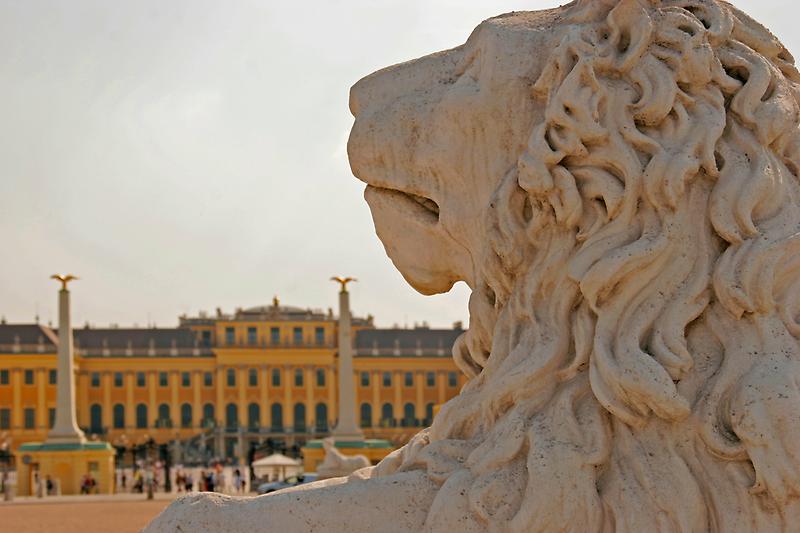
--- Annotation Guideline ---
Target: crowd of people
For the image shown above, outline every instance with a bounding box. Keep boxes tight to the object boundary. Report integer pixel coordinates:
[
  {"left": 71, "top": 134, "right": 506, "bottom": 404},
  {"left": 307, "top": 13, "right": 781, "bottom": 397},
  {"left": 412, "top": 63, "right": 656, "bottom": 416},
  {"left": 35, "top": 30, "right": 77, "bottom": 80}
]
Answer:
[{"left": 117, "top": 464, "right": 249, "bottom": 494}]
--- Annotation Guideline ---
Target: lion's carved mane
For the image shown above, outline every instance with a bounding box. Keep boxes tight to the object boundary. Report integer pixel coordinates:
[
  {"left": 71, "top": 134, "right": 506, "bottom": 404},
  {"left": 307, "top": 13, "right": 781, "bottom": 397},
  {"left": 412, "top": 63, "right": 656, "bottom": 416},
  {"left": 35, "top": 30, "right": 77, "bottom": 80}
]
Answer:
[{"left": 373, "top": 1, "right": 800, "bottom": 530}]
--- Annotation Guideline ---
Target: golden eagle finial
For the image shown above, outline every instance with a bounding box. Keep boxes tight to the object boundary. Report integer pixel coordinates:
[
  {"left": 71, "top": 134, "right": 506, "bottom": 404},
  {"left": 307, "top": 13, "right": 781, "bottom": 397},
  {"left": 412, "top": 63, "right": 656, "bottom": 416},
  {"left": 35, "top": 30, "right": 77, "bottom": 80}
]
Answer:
[
  {"left": 331, "top": 276, "right": 357, "bottom": 293},
  {"left": 51, "top": 274, "right": 79, "bottom": 290}
]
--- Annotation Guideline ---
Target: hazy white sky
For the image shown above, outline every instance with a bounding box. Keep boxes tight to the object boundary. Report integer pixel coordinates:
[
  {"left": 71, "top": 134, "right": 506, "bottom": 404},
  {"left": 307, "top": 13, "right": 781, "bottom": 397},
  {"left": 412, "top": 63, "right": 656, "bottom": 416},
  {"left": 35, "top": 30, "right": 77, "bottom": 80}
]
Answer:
[{"left": 0, "top": 0, "right": 795, "bottom": 328}]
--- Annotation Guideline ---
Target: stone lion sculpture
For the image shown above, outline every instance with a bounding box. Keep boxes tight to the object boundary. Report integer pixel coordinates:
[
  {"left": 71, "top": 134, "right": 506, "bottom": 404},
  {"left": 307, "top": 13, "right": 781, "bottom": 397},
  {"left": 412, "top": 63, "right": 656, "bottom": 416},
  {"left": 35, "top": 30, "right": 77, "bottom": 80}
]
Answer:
[
  {"left": 316, "top": 437, "right": 370, "bottom": 479},
  {"left": 147, "top": 0, "right": 800, "bottom": 530}
]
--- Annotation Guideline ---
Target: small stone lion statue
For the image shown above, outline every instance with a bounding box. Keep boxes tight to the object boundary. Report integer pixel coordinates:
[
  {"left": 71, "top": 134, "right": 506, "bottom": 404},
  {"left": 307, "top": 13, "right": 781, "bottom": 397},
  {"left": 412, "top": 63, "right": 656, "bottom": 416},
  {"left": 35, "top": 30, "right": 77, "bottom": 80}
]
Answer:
[
  {"left": 316, "top": 437, "right": 370, "bottom": 480},
  {"left": 147, "top": 1, "right": 800, "bottom": 531}
]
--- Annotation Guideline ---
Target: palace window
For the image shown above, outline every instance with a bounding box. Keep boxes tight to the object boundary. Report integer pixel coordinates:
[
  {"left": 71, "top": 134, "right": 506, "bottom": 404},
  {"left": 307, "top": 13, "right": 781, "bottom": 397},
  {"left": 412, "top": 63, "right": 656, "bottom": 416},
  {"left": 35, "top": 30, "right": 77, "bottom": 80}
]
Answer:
[
  {"left": 248, "top": 368, "right": 257, "bottom": 387},
  {"left": 159, "top": 372, "right": 168, "bottom": 387},
  {"left": 181, "top": 372, "right": 190, "bottom": 387},
  {"left": 225, "top": 327, "right": 235, "bottom": 345},
  {"left": 247, "top": 327, "right": 257, "bottom": 345},
  {"left": 136, "top": 404, "right": 148, "bottom": 429},
  {"left": 203, "top": 372, "right": 213, "bottom": 387},
  {"left": 24, "top": 369, "right": 34, "bottom": 385},
  {"left": 202, "top": 404, "right": 215, "bottom": 427},
  {"left": 360, "top": 403, "right": 372, "bottom": 428},
  {"left": 293, "top": 327, "right": 303, "bottom": 346},
  {"left": 315, "top": 403, "right": 328, "bottom": 432},
  {"left": 425, "top": 403, "right": 434, "bottom": 425},
  {"left": 315, "top": 327, "right": 325, "bottom": 346},
  {"left": 48, "top": 408, "right": 55, "bottom": 428},
  {"left": 136, "top": 372, "right": 145, "bottom": 387},
  {"left": 114, "top": 372, "right": 123, "bottom": 387},
  {"left": 24, "top": 408, "right": 35, "bottom": 429},
  {"left": 248, "top": 403, "right": 260, "bottom": 429},
  {"left": 157, "top": 404, "right": 171, "bottom": 427},
  {"left": 89, "top": 404, "right": 102, "bottom": 432},
  {"left": 294, "top": 368, "right": 303, "bottom": 387},
  {"left": 0, "top": 408, "right": 10, "bottom": 429},
  {"left": 225, "top": 403, "right": 238, "bottom": 429},
  {"left": 402, "top": 403, "right": 417, "bottom": 427},
  {"left": 49, "top": 369, "right": 56, "bottom": 385},
  {"left": 0, "top": 370, "right": 8, "bottom": 385},
  {"left": 90, "top": 372, "right": 100, "bottom": 387},
  {"left": 293, "top": 403, "right": 306, "bottom": 432},
  {"left": 113, "top": 404, "right": 125, "bottom": 429},
  {"left": 272, "top": 368, "right": 281, "bottom": 387},
  {"left": 316, "top": 368, "right": 325, "bottom": 387},
  {"left": 201, "top": 330, "right": 212, "bottom": 347},
  {"left": 380, "top": 403, "right": 394, "bottom": 427},
  {"left": 360, "top": 372, "right": 369, "bottom": 387},
  {"left": 227, "top": 368, "right": 236, "bottom": 387},
  {"left": 382, "top": 372, "right": 392, "bottom": 387},
  {"left": 270, "top": 327, "right": 280, "bottom": 345},
  {"left": 181, "top": 403, "right": 192, "bottom": 428},
  {"left": 426, "top": 372, "right": 435, "bottom": 387},
  {"left": 270, "top": 403, "right": 283, "bottom": 432},
  {"left": 404, "top": 372, "right": 413, "bottom": 387},
  {"left": 448, "top": 372, "right": 458, "bottom": 387}
]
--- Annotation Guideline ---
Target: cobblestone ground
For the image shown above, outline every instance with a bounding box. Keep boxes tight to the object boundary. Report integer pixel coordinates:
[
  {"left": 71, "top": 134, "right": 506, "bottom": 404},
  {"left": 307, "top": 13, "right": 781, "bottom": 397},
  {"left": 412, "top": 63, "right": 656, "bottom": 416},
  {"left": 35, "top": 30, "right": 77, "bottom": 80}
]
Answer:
[{"left": 0, "top": 497, "right": 172, "bottom": 533}]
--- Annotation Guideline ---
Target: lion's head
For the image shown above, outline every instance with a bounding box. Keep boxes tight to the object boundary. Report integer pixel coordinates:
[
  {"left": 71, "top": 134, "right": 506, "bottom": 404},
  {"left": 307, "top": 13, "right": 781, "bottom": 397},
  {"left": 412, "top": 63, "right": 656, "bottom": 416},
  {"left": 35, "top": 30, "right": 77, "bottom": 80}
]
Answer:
[{"left": 349, "top": 1, "right": 800, "bottom": 530}]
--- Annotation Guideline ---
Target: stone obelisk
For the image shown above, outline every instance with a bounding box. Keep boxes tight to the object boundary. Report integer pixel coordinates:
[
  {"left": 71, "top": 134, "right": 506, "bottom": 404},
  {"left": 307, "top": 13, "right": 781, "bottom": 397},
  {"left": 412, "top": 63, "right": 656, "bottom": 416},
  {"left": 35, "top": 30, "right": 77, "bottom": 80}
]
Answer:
[
  {"left": 48, "top": 274, "right": 86, "bottom": 444},
  {"left": 331, "top": 277, "right": 363, "bottom": 440}
]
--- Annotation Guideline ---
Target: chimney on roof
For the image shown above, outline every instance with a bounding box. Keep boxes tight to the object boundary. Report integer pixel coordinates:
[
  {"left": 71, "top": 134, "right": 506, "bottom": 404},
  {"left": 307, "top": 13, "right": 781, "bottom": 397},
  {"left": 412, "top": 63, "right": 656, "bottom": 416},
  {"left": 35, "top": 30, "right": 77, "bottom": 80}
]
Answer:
[
  {"left": 0, "top": 316, "right": 5, "bottom": 325},
  {"left": 453, "top": 321, "right": 463, "bottom": 330}
]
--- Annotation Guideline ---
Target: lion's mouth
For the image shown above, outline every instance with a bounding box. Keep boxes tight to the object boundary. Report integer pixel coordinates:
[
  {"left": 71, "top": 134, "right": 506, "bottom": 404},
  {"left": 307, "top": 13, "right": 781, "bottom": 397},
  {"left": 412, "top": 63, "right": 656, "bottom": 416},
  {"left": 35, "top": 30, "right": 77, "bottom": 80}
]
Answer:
[{"left": 364, "top": 185, "right": 440, "bottom": 225}]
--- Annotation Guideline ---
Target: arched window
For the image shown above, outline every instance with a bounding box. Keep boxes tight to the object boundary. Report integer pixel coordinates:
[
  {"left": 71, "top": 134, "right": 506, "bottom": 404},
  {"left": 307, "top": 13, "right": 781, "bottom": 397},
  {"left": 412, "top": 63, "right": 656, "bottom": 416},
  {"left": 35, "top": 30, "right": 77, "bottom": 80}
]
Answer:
[
  {"left": 226, "top": 403, "right": 238, "bottom": 429},
  {"left": 381, "top": 403, "right": 394, "bottom": 427},
  {"left": 314, "top": 403, "right": 328, "bottom": 432},
  {"left": 294, "top": 403, "right": 306, "bottom": 432},
  {"left": 181, "top": 403, "right": 192, "bottom": 428},
  {"left": 226, "top": 368, "right": 236, "bottom": 387},
  {"left": 425, "top": 403, "right": 434, "bottom": 426},
  {"left": 113, "top": 404, "right": 125, "bottom": 429},
  {"left": 270, "top": 403, "right": 283, "bottom": 432},
  {"left": 136, "top": 404, "right": 148, "bottom": 429},
  {"left": 248, "top": 403, "right": 260, "bottom": 429},
  {"left": 202, "top": 403, "right": 215, "bottom": 428},
  {"left": 157, "top": 404, "right": 170, "bottom": 427},
  {"left": 402, "top": 403, "right": 416, "bottom": 427},
  {"left": 89, "top": 404, "right": 102, "bottom": 433},
  {"left": 360, "top": 403, "right": 372, "bottom": 428}
]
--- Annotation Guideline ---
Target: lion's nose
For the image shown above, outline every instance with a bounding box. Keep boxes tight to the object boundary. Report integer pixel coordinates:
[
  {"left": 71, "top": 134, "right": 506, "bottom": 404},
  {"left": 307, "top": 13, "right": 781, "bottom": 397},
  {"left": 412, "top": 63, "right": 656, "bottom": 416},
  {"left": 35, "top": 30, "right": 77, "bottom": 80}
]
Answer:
[{"left": 349, "top": 80, "right": 364, "bottom": 117}]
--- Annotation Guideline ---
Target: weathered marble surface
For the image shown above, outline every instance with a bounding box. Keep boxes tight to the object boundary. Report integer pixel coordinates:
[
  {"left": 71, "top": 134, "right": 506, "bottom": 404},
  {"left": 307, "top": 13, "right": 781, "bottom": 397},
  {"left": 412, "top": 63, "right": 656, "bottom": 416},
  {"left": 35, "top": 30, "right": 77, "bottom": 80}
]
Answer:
[{"left": 147, "top": 0, "right": 800, "bottom": 530}]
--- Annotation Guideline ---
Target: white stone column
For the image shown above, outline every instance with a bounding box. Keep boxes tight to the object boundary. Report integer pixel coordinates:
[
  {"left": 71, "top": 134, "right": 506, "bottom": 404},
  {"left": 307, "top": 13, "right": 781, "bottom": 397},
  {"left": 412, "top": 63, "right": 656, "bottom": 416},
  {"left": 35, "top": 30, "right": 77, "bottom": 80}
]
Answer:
[
  {"left": 332, "top": 282, "right": 363, "bottom": 440},
  {"left": 48, "top": 281, "right": 86, "bottom": 444}
]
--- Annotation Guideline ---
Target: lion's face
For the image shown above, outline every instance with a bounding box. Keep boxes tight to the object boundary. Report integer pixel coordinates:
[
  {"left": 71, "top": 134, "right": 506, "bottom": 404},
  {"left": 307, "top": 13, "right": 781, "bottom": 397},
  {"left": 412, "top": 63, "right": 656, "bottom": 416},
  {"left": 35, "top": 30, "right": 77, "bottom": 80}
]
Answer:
[{"left": 348, "top": 10, "right": 560, "bottom": 295}]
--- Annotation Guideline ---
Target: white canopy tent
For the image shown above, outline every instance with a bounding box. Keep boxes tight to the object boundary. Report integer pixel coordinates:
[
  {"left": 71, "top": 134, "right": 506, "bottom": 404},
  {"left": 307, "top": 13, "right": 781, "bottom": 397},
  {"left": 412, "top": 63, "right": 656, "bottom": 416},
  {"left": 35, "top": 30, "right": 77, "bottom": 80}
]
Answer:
[{"left": 252, "top": 453, "right": 302, "bottom": 481}]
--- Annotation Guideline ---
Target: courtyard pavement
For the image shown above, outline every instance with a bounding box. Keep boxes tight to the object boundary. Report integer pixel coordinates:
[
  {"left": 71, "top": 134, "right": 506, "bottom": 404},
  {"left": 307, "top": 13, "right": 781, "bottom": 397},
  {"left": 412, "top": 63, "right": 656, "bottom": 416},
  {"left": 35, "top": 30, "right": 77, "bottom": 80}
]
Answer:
[{"left": 0, "top": 493, "right": 177, "bottom": 533}]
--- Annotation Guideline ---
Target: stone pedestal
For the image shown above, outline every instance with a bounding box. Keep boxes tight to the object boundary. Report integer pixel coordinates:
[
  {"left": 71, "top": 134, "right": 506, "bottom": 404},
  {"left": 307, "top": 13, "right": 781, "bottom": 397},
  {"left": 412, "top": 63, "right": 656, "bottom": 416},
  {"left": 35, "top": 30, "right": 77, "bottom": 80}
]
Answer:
[{"left": 16, "top": 442, "right": 115, "bottom": 496}]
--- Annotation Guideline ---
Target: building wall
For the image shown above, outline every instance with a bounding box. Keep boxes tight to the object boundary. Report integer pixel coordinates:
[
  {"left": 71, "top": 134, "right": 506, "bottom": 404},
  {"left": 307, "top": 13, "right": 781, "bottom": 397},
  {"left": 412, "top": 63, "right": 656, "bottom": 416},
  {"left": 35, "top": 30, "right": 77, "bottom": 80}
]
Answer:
[{"left": 0, "top": 335, "right": 465, "bottom": 454}]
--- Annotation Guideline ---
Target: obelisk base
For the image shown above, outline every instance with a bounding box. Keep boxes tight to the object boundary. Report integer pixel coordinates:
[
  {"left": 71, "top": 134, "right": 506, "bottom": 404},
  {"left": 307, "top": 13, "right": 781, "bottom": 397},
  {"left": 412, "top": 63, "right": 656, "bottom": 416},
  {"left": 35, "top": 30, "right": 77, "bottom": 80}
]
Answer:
[{"left": 16, "top": 441, "right": 115, "bottom": 496}]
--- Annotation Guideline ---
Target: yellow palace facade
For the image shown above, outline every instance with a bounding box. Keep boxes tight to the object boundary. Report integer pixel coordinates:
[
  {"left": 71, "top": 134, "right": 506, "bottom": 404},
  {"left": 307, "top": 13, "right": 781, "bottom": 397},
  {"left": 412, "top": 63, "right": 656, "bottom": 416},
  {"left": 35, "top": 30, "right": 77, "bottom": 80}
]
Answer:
[{"left": 0, "top": 300, "right": 465, "bottom": 462}]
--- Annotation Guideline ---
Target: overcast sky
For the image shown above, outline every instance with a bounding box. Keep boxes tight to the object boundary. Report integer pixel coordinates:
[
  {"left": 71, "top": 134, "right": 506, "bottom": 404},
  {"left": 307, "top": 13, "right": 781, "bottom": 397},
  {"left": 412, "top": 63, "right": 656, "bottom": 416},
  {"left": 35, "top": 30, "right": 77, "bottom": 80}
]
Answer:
[{"left": 0, "top": 0, "right": 795, "bottom": 329}]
